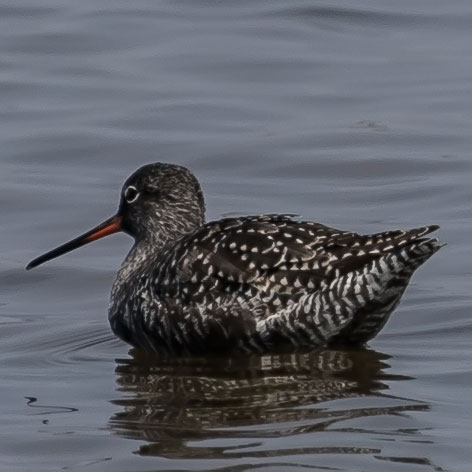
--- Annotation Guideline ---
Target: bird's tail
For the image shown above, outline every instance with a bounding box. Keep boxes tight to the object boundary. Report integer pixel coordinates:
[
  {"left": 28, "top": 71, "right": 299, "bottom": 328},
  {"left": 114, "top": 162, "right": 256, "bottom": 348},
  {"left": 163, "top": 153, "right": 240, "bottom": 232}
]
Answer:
[{"left": 381, "top": 227, "right": 443, "bottom": 277}]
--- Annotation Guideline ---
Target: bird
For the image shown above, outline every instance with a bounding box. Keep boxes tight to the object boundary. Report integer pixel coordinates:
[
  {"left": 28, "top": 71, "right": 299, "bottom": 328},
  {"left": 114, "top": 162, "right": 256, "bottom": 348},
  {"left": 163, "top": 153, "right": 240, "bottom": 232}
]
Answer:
[{"left": 26, "top": 163, "right": 442, "bottom": 355}]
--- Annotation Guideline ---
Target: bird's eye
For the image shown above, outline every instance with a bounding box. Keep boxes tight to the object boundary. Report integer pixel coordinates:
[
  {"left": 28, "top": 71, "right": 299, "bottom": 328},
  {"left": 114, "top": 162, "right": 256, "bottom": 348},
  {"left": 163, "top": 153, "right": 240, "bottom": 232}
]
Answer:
[{"left": 124, "top": 185, "right": 139, "bottom": 203}]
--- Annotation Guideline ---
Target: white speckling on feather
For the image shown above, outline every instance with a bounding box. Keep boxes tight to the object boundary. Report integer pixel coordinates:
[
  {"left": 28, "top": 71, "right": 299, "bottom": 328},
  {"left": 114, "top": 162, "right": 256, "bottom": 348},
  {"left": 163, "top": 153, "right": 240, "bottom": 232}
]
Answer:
[
  {"left": 379, "top": 258, "right": 389, "bottom": 273},
  {"left": 356, "top": 293, "right": 365, "bottom": 304},
  {"left": 366, "top": 282, "right": 374, "bottom": 298},
  {"left": 343, "top": 295, "right": 356, "bottom": 310}
]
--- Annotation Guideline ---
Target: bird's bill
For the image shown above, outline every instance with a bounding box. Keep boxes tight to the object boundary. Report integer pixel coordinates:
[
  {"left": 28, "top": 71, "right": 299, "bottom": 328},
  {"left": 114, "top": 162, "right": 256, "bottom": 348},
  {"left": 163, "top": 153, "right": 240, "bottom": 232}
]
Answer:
[{"left": 26, "top": 215, "right": 122, "bottom": 270}]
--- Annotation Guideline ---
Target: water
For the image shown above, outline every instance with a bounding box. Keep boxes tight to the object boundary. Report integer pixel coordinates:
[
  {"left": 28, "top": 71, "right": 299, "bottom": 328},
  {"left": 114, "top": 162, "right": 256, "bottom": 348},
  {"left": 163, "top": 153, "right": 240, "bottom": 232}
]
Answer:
[{"left": 0, "top": 1, "right": 471, "bottom": 470}]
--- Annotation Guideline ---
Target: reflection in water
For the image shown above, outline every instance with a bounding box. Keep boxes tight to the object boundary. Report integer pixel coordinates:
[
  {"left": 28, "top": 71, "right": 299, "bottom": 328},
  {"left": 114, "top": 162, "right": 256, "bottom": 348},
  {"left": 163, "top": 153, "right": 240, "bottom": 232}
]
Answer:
[{"left": 109, "top": 348, "right": 438, "bottom": 469}]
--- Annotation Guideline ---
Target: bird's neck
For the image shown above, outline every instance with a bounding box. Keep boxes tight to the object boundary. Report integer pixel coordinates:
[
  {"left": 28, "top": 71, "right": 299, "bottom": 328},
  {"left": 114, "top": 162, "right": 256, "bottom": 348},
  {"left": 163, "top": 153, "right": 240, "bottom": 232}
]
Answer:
[
  {"left": 110, "top": 211, "right": 205, "bottom": 312},
  {"left": 118, "top": 240, "right": 155, "bottom": 282},
  {"left": 113, "top": 215, "right": 203, "bottom": 293},
  {"left": 108, "top": 238, "right": 161, "bottom": 330}
]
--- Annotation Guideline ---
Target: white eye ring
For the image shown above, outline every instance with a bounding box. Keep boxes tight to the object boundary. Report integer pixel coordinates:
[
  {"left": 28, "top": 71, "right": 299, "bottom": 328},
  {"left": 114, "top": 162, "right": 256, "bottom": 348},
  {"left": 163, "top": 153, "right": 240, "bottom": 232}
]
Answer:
[{"left": 124, "top": 185, "right": 139, "bottom": 203}]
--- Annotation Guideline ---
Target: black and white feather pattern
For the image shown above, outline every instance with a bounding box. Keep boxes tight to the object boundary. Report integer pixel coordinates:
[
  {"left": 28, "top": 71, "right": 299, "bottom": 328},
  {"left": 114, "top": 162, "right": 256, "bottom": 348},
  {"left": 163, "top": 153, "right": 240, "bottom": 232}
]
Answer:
[{"left": 111, "top": 212, "right": 441, "bottom": 354}]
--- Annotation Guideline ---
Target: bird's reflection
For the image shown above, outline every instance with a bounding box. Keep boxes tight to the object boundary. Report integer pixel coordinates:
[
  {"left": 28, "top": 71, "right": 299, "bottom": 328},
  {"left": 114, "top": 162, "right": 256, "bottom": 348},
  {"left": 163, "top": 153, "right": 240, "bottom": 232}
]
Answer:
[{"left": 109, "top": 348, "right": 429, "bottom": 463}]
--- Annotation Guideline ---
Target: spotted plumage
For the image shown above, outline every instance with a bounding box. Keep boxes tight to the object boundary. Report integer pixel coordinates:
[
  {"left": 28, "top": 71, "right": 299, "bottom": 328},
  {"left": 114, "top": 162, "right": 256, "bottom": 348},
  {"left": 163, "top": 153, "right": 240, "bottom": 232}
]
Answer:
[{"left": 27, "top": 163, "right": 443, "bottom": 355}]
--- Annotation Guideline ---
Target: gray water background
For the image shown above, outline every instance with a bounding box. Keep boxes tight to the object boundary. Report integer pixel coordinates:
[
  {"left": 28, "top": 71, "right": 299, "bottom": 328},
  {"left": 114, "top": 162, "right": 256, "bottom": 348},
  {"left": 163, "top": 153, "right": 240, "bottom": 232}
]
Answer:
[{"left": 0, "top": 1, "right": 471, "bottom": 471}]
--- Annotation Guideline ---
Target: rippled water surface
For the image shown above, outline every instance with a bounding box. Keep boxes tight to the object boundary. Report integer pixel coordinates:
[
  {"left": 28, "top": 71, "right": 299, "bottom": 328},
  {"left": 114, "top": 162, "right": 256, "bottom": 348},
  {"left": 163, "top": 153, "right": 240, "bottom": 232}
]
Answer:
[{"left": 1, "top": 1, "right": 471, "bottom": 471}]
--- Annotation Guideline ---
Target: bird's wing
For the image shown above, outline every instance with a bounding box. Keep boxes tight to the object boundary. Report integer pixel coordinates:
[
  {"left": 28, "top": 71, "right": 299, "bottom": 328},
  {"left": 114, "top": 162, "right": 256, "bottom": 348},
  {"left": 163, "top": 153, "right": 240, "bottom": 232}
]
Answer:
[
  {"left": 157, "top": 216, "right": 341, "bottom": 300},
  {"left": 156, "top": 215, "right": 438, "bottom": 305}
]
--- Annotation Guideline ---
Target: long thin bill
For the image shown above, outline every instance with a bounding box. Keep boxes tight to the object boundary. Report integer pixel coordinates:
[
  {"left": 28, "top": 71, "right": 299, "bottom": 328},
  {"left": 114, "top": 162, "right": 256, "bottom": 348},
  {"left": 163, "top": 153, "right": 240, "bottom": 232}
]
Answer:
[{"left": 26, "top": 215, "right": 122, "bottom": 270}]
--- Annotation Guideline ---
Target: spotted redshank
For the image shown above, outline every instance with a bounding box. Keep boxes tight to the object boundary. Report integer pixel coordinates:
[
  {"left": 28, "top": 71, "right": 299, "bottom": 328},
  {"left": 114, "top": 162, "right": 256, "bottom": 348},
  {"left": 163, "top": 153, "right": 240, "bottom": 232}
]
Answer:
[{"left": 26, "top": 163, "right": 442, "bottom": 354}]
